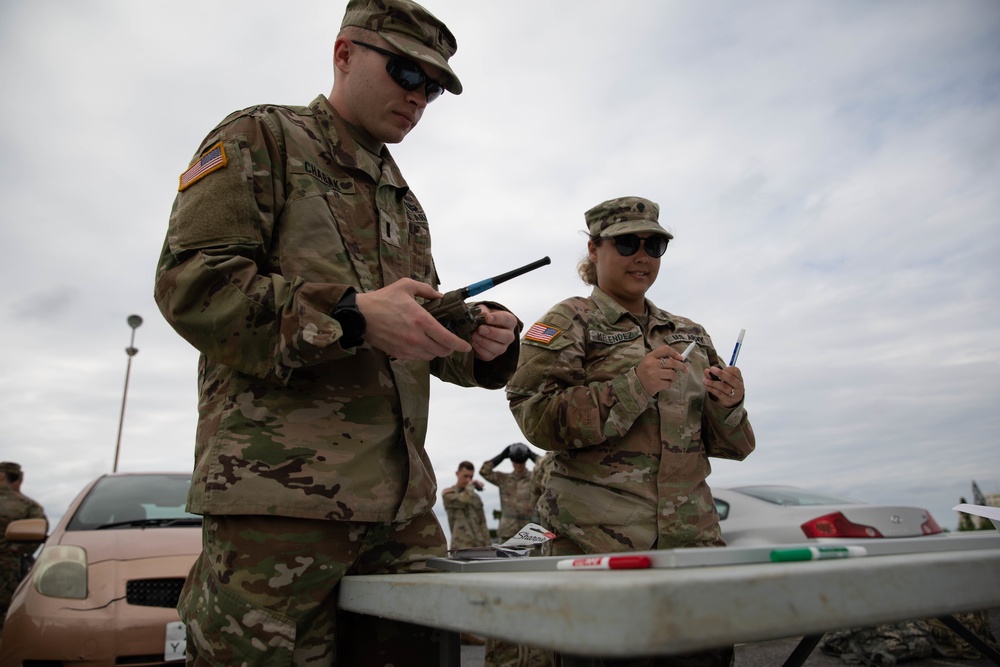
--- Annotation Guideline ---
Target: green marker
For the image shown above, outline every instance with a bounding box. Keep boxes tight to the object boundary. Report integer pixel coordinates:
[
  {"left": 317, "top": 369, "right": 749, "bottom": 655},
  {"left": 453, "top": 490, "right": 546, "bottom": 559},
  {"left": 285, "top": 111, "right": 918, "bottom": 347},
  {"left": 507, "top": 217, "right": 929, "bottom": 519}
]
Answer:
[{"left": 770, "top": 545, "right": 868, "bottom": 562}]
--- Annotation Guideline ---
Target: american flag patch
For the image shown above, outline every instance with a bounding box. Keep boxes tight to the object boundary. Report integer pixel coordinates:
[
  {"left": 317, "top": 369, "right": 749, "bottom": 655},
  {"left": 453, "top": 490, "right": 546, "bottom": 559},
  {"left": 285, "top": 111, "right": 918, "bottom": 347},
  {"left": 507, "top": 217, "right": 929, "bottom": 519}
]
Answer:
[
  {"left": 178, "top": 142, "right": 227, "bottom": 191},
  {"left": 525, "top": 322, "right": 563, "bottom": 344}
]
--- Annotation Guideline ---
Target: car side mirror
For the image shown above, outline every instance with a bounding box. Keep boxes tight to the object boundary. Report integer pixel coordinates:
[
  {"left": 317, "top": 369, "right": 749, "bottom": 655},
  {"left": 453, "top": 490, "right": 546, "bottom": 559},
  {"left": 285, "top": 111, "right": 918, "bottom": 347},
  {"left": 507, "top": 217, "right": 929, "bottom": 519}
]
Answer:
[{"left": 5, "top": 517, "right": 48, "bottom": 543}]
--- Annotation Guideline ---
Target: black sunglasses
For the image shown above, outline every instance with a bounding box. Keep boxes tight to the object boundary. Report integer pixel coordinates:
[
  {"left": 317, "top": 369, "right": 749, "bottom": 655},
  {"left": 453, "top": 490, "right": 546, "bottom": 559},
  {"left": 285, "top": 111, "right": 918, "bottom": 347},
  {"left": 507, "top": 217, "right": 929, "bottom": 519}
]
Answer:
[
  {"left": 351, "top": 40, "right": 445, "bottom": 102},
  {"left": 612, "top": 234, "right": 669, "bottom": 258}
]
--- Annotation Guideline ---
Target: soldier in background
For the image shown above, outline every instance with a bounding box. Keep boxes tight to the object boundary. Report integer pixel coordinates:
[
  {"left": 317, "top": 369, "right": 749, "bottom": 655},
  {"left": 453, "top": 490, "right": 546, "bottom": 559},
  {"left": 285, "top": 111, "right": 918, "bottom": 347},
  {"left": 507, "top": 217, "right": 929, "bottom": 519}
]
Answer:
[
  {"left": 480, "top": 443, "right": 538, "bottom": 542},
  {"left": 507, "top": 196, "right": 756, "bottom": 667},
  {"left": 0, "top": 461, "right": 46, "bottom": 634},
  {"left": 480, "top": 444, "right": 551, "bottom": 667},
  {"left": 442, "top": 461, "right": 491, "bottom": 648},
  {"left": 442, "top": 461, "right": 490, "bottom": 551},
  {"left": 153, "top": 1, "right": 521, "bottom": 664}
]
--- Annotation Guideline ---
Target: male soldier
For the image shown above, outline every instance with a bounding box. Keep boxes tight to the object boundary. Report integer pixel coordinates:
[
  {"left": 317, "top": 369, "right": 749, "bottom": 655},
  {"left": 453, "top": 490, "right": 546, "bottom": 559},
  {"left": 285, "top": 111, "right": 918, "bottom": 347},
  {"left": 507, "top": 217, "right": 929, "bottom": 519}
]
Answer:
[
  {"left": 480, "top": 443, "right": 538, "bottom": 542},
  {"left": 0, "top": 462, "right": 46, "bottom": 634},
  {"left": 480, "top": 443, "right": 551, "bottom": 667},
  {"left": 153, "top": 1, "right": 521, "bottom": 664},
  {"left": 442, "top": 461, "right": 490, "bottom": 551},
  {"left": 442, "top": 461, "right": 491, "bottom": 647}
]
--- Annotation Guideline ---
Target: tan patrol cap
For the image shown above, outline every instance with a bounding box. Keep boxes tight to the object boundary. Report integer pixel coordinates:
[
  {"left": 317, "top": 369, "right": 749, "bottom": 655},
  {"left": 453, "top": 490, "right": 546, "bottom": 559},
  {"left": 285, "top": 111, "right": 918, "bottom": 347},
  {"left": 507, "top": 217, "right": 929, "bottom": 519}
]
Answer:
[
  {"left": 341, "top": 0, "right": 463, "bottom": 95},
  {"left": 585, "top": 196, "right": 673, "bottom": 240}
]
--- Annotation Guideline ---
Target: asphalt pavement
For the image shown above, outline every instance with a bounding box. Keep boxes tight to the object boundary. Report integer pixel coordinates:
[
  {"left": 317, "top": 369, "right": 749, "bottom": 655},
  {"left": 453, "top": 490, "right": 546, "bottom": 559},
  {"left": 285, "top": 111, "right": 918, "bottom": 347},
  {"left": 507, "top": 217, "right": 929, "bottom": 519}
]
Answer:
[{"left": 459, "top": 608, "right": 1000, "bottom": 666}]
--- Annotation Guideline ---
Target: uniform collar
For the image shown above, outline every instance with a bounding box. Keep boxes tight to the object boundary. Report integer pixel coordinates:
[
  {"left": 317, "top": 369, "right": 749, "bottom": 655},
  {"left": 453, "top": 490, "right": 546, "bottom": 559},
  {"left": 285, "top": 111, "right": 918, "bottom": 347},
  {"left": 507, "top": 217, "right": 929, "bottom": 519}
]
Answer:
[
  {"left": 591, "top": 286, "right": 676, "bottom": 331},
  {"left": 309, "top": 95, "right": 409, "bottom": 191}
]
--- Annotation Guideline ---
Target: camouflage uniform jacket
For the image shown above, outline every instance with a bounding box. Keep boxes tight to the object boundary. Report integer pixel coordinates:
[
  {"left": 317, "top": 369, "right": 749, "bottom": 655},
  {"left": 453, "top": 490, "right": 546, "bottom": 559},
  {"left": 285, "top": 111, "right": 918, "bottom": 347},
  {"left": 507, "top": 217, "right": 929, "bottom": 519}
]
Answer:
[
  {"left": 506, "top": 287, "right": 755, "bottom": 552},
  {"left": 479, "top": 461, "right": 534, "bottom": 542},
  {"left": 442, "top": 485, "right": 490, "bottom": 550},
  {"left": 1, "top": 486, "right": 46, "bottom": 573},
  {"left": 530, "top": 451, "right": 556, "bottom": 522},
  {"left": 155, "top": 95, "right": 518, "bottom": 524}
]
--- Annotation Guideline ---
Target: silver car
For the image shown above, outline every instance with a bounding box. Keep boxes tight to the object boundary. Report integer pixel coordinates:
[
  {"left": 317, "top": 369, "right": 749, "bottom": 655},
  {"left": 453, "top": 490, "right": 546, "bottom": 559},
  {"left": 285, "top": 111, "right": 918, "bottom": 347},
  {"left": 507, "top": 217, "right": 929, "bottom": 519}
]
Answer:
[{"left": 713, "top": 485, "right": 944, "bottom": 546}]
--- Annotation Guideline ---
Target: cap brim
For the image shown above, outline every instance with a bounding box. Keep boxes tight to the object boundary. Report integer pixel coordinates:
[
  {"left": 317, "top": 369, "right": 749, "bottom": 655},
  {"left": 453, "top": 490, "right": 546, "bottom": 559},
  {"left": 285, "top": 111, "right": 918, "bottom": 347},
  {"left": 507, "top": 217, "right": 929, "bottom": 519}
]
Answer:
[
  {"left": 382, "top": 33, "right": 463, "bottom": 95},
  {"left": 598, "top": 221, "right": 673, "bottom": 240}
]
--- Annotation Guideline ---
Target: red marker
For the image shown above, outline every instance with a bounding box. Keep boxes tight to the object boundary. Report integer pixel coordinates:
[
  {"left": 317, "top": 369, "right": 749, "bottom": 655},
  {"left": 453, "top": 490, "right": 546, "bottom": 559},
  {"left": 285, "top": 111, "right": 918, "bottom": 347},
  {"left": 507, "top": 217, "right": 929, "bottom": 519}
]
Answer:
[{"left": 556, "top": 555, "right": 652, "bottom": 570}]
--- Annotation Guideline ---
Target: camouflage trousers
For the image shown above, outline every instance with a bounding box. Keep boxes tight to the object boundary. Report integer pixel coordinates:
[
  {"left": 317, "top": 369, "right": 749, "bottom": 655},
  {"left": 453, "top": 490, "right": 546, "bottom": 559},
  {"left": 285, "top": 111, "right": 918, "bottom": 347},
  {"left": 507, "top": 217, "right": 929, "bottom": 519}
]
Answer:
[
  {"left": 179, "top": 512, "right": 447, "bottom": 667},
  {"left": 1, "top": 561, "right": 23, "bottom": 634},
  {"left": 484, "top": 637, "right": 553, "bottom": 667},
  {"left": 538, "top": 536, "right": 734, "bottom": 667}
]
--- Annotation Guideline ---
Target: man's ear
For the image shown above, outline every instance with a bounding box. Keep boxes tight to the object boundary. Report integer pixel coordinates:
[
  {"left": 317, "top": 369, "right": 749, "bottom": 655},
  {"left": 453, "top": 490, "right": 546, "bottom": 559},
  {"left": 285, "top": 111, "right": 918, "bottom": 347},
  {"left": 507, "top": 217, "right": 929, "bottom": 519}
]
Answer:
[{"left": 333, "top": 37, "right": 353, "bottom": 75}]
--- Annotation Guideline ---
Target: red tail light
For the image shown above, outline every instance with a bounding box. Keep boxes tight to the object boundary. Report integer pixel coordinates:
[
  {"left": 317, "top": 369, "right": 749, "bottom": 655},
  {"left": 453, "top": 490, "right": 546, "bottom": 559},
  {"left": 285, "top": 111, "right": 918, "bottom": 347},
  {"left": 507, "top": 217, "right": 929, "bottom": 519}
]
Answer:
[
  {"left": 801, "top": 512, "right": 884, "bottom": 538},
  {"left": 921, "top": 513, "right": 943, "bottom": 535}
]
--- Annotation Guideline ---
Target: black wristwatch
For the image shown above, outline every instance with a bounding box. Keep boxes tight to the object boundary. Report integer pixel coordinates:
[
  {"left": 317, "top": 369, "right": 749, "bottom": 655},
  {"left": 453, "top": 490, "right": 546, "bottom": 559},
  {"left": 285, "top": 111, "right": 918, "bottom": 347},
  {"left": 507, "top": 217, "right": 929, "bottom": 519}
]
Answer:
[{"left": 332, "top": 288, "right": 366, "bottom": 348}]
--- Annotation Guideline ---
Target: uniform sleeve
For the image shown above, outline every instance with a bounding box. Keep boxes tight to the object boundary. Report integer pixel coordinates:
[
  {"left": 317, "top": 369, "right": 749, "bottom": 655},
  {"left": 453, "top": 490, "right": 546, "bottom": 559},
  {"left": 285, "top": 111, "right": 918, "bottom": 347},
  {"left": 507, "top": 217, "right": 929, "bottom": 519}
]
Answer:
[
  {"left": 441, "top": 487, "right": 461, "bottom": 511},
  {"left": 28, "top": 500, "right": 46, "bottom": 522},
  {"left": 154, "top": 113, "right": 354, "bottom": 383},
  {"left": 702, "top": 399, "right": 756, "bottom": 460},
  {"left": 478, "top": 460, "right": 502, "bottom": 485},
  {"left": 432, "top": 300, "right": 522, "bottom": 391},
  {"left": 506, "top": 308, "right": 654, "bottom": 451},
  {"left": 442, "top": 487, "right": 476, "bottom": 510}
]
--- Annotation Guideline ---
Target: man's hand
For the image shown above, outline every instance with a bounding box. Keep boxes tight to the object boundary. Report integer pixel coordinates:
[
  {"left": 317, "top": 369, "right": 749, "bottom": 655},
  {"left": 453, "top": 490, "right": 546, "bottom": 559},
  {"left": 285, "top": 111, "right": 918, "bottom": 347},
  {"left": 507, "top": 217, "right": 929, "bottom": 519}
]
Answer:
[
  {"left": 355, "top": 279, "right": 472, "bottom": 360},
  {"left": 469, "top": 304, "right": 518, "bottom": 362}
]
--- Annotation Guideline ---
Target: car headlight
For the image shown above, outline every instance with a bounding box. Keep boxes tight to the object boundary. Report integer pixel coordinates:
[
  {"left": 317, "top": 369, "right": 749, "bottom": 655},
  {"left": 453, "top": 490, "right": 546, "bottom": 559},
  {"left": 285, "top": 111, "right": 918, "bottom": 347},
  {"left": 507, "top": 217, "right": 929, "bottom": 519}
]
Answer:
[{"left": 33, "top": 545, "right": 88, "bottom": 599}]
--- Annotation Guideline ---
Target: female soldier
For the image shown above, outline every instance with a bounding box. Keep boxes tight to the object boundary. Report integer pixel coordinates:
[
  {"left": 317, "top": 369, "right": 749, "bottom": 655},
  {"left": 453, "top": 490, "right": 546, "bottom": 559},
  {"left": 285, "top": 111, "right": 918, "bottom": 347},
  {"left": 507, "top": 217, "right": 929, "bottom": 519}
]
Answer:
[{"left": 506, "top": 196, "right": 755, "bottom": 667}]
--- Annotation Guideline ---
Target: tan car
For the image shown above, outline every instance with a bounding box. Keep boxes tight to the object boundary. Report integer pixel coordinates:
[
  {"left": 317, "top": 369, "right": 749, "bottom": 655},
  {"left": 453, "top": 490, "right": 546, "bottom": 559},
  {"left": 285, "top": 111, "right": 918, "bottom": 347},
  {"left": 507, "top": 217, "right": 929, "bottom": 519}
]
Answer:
[{"left": 2, "top": 472, "right": 201, "bottom": 666}]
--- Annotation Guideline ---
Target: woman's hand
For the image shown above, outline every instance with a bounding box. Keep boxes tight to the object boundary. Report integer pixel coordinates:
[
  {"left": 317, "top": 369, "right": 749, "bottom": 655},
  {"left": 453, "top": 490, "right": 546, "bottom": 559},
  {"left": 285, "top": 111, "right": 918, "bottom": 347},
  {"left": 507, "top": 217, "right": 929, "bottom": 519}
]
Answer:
[
  {"left": 636, "top": 345, "right": 688, "bottom": 396},
  {"left": 704, "top": 366, "right": 745, "bottom": 408}
]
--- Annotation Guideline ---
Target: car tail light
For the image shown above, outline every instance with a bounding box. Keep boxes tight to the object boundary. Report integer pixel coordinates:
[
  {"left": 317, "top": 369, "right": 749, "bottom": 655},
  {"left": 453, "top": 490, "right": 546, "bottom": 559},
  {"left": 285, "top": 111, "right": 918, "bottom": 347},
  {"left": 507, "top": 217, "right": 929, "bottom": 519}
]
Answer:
[
  {"left": 921, "top": 513, "right": 943, "bottom": 535},
  {"left": 800, "top": 512, "right": 884, "bottom": 538}
]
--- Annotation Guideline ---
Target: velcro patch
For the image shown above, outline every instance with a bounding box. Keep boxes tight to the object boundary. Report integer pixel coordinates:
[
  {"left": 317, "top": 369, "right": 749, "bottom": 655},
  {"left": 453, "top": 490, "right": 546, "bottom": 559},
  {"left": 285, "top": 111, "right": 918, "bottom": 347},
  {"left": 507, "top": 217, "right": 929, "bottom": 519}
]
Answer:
[
  {"left": 525, "top": 322, "right": 563, "bottom": 345},
  {"left": 179, "top": 142, "right": 227, "bottom": 191}
]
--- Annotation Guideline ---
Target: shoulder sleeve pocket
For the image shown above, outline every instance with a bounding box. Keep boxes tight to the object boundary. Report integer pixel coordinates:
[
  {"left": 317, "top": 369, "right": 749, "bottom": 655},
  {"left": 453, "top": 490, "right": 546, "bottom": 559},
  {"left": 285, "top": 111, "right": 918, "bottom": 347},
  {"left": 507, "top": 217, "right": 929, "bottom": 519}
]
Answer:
[
  {"left": 168, "top": 136, "right": 262, "bottom": 252},
  {"left": 523, "top": 311, "right": 575, "bottom": 351}
]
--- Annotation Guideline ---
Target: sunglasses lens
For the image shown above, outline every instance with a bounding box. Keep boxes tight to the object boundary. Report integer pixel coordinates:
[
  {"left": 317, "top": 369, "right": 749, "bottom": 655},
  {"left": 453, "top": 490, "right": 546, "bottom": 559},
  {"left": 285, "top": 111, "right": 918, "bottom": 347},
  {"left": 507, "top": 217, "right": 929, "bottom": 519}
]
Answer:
[
  {"left": 425, "top": 82, "right": 444, "bottom": 102},
  {"left": 614, "top": 235, "right": 641, "bottom": 256},
  {"left": 646, "top": 237, "right": 668, "bottom": 258},
  {"left": 386, "top": 57, "right": 423, "bottom": 91},
  {"left": 614, "top": 234, "right": 668, "bottom": 257},
  {"left": 388, "top": 56, "right": 444, "bottom": 101}
]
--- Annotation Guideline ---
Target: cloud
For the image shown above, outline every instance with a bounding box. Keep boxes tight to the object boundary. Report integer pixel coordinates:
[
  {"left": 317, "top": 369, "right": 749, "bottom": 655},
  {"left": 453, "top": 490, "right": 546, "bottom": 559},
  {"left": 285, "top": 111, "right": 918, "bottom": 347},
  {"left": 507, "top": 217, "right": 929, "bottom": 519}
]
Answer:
[{"left": 1, "top": 0, "right": 998, "bottom": 540}]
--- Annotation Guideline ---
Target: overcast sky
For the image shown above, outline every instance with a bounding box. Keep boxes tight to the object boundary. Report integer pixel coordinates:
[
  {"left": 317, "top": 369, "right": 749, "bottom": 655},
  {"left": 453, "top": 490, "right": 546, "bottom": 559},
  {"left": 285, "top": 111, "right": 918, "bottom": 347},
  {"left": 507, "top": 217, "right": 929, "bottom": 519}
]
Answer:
[{"left": 1, "top": 1, "right": 997, "bottom": 538}]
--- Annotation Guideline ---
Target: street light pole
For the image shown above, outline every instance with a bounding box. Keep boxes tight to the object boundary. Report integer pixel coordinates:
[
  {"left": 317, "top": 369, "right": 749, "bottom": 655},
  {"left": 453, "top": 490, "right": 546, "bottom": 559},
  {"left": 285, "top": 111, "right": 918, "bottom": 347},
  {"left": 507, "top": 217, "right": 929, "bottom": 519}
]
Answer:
[{"left": 113, "top": 314, "right": 143, "bottom": 473}]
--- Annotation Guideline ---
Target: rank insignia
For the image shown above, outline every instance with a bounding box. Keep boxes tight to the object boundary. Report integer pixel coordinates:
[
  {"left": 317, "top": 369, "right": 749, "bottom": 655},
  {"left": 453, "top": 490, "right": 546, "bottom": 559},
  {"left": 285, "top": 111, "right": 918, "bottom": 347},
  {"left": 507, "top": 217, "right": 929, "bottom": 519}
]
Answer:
[{"left": 178, "top": 142, "right": 226, "bottom": 191}]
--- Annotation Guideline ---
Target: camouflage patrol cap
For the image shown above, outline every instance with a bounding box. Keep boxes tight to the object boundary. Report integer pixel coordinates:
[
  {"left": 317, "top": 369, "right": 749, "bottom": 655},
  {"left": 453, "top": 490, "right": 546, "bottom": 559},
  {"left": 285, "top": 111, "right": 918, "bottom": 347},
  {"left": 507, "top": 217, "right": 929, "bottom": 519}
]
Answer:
[
  {"left": 0, "top": 462, "right": 21, "bottom": 474},
  {"left": 585, "top": 196, "right": 673, "bottom": 240},
  {"left": 341, "top": 0, "right": 463, "bottom": 95}
]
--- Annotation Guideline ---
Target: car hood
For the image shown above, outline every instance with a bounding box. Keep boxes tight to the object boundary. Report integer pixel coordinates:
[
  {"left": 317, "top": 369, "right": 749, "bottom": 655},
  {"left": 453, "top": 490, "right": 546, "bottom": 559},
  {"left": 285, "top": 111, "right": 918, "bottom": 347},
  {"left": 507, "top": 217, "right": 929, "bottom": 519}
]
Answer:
[{"left": 53, "top": 527, "right": 202, "bottom": 561}]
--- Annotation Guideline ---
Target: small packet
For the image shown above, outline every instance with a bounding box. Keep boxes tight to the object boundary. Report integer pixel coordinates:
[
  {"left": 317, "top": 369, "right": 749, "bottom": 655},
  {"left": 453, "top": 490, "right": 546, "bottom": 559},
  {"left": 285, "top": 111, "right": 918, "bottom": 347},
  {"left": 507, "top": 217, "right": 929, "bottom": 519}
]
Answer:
[{"left": 447, "top": 522, "right": 556, "bottom": 560}]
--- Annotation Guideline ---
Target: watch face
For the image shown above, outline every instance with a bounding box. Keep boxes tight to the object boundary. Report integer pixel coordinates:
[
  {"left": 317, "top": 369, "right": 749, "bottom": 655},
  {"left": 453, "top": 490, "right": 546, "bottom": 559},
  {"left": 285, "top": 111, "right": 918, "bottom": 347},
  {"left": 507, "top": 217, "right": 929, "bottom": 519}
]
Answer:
[
  {"left": 334, "top": 300, "right": 366, "bottom": 347},
  {"left": 338, "top": 309, "right": 364, "bottom": 332}
]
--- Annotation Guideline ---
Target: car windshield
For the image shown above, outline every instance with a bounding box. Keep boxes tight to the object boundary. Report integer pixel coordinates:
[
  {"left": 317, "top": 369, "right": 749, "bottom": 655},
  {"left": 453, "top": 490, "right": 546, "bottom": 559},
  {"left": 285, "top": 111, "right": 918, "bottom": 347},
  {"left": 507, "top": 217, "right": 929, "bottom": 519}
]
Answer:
[
  {"left": 734, "top": 485, "right": 863, "bottom": 507},
  {"left": 66, "top": 474, "right": 201, "bottom": 530}
]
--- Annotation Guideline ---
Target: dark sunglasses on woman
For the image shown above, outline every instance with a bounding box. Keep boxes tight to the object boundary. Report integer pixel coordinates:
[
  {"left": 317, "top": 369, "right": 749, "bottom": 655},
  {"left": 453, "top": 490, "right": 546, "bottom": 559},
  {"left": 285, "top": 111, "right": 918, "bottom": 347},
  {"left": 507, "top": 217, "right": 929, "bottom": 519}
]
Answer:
[
  {"left": 351, "top": 40, "right": 445, "bottom": 102},
  {"left": 613, "top": 234, "right": 669, "bottom": 258}
]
